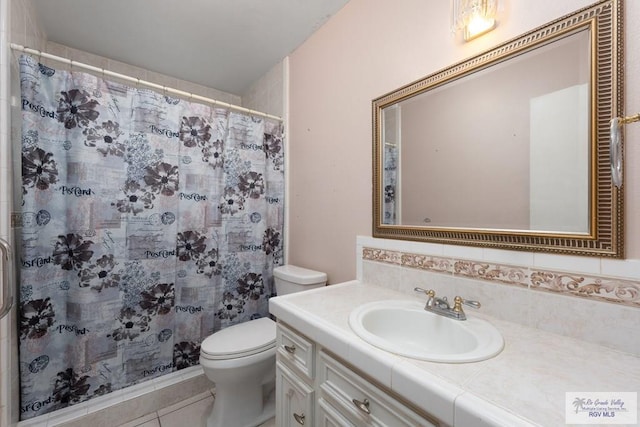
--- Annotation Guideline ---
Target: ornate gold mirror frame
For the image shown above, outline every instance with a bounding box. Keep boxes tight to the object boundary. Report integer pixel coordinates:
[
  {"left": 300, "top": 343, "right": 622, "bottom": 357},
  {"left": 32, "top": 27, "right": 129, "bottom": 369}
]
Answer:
[{"left": 372, "top": 0, "right": 624, "bottom": 257}]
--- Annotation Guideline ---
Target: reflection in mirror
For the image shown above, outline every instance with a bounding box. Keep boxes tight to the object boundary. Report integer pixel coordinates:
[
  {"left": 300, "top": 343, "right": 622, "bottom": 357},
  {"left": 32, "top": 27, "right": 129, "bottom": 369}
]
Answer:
[
  {"left": 373, "top": 0, "right": 624, "bottom": 257},
  {"left": 383, "top": 30, "right": 590, "bottom": 232}
]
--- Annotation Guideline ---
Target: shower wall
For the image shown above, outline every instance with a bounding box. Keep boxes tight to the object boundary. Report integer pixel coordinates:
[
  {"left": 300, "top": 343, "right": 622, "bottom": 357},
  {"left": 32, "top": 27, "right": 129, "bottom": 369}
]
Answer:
[
  {"left": 42, "top": 42, "right": 241, "bottom": 107},
  {"left": 242, "top": 60, "right": 287, "bottom": 119}
]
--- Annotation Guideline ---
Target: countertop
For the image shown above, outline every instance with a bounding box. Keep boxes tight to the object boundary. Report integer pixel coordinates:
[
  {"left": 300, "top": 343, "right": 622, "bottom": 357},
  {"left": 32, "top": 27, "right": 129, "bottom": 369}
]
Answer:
[{"left": 269, "top": 280, "right": 640, "bottom": 427}]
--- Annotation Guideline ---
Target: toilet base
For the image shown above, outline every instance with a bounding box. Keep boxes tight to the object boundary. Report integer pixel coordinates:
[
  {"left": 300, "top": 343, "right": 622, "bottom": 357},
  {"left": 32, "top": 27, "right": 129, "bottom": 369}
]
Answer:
[{"left": 206, "top": 382, "right": 275, "bottom": 427}]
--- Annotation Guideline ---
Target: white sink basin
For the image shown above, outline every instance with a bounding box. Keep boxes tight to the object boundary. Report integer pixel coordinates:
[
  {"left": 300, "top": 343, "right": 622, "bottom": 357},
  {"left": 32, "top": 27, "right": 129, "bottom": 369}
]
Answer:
[{"left": 348, "top": 300, "right": 504, "bottom": 363}]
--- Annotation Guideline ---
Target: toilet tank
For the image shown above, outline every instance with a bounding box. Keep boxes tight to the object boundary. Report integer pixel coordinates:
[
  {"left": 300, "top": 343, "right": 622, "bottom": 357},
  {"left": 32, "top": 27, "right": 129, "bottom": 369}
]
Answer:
[{"left": 273, "top": 265, "right": 327, "bottom": 295}]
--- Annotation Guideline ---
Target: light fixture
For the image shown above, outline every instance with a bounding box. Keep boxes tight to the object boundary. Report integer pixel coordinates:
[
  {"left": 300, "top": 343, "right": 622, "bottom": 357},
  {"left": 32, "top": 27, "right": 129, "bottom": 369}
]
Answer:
[{"left": 451, "top": 0, "right": 498, "bottom": 41}]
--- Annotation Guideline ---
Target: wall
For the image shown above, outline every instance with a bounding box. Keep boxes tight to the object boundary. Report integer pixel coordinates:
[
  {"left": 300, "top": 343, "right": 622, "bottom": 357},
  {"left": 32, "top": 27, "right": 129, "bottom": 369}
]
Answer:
[{"left": 288, "top": 0, "right": 640, "bottom": 284}]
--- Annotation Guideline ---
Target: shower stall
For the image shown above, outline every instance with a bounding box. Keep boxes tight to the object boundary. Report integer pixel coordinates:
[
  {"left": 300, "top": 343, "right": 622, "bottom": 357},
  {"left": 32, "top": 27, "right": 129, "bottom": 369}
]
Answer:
[{"left": 0, "top": 1, "right": 288, "bottom": 424}]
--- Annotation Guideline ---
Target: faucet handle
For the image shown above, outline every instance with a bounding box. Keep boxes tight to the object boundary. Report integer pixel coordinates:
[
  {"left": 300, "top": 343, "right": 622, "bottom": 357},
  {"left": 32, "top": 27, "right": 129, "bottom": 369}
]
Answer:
[
  {"left": 414, "top": 287, "right": 435, "bottom": 298},
  {"left": 460, "top": 298, "right": 481, "bottom": 309},
  {"left": 452, "top": 296, "right": 481, "bottom": 317},
  {"left": 414, "top": 287, "right": 436, "bottom": 309},
  {"left": 452, "top": 296, "right": 468, "bottom": 320},
  {"left": 452, "top": 296, "right": 464, "bottom": 313}
]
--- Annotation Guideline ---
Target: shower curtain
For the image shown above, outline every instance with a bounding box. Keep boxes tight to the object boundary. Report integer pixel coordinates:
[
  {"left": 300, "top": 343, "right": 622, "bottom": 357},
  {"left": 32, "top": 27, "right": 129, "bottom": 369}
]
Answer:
[{"left": 17, "top": 54, "right": 284, "bottom": 420}]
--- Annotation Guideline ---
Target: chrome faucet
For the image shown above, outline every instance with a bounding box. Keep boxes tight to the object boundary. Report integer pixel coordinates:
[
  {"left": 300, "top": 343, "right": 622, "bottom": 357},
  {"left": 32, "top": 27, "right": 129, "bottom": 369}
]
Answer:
[{"left": 413, "top": 287, "right": 481, "bottom": 321}]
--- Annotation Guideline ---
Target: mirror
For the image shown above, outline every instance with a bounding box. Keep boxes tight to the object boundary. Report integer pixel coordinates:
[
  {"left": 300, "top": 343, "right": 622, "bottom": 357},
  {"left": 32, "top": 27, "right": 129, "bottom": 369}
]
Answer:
[{"left": 373, "top": 0, "right": 624, "bottom": 257}]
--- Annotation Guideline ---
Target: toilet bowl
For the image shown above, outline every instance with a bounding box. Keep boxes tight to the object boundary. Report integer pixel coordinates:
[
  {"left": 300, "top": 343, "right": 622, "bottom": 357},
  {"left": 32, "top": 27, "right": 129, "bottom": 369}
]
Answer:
[
  {"left": 200, "top": 318, "right": 277, "bottom": 427},
  {"left": 200, "top": 265, "right": 327, "bottom": 427}
]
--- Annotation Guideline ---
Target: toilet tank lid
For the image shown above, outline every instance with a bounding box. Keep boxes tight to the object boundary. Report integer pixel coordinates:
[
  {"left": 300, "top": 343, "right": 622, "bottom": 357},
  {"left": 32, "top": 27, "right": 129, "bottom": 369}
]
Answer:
[{"left": 274, "top": 265, "right": 327, "bottom": 285}]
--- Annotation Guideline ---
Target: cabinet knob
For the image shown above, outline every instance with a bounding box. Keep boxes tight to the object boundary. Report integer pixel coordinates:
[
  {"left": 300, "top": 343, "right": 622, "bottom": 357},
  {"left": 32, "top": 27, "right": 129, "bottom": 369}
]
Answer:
[
  {"left": 293, "top": 412, "right": 305, "bottom": 425},
  {"left": 352, "top": 397, "right": 371, "bottom": 414},
  {"left": 283, "top": 344, "right": 296, "bottom": 354}
]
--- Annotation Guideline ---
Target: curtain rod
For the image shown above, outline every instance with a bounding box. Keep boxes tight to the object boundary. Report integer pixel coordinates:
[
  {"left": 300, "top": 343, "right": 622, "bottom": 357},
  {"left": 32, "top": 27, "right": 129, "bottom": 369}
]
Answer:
[{"left": 10, "top": 43, "right": 283, "bottom": 122}]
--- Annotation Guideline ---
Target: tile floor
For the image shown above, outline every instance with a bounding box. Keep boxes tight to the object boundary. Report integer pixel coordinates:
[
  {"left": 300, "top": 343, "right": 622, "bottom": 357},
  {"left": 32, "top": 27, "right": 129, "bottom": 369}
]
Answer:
[{"left": 117, "top": 390, "right": 275, "bottom": 427}]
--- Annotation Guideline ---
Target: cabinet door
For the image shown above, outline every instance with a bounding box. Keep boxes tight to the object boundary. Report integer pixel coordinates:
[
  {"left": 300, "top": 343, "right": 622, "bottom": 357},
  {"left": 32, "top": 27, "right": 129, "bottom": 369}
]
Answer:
[
  {"left": 276, "top": 361, "right": 314, "bottom": 427},
  {"left": 317, "top": 398, "right": 357, "bottom": 427}
]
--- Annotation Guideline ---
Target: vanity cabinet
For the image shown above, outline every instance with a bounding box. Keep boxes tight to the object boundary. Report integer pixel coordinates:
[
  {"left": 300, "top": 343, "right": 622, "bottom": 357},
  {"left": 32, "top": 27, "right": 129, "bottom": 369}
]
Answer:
[{"left": 276, "top": 322, "right": 441, "bottom": 426}]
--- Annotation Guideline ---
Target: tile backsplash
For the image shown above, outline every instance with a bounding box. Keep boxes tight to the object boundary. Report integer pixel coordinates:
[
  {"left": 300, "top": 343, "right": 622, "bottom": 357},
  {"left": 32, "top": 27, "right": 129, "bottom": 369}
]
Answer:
[
  {"left": 356, "top": 236, "right": 640, "bottom": 357},
  {"left": 361, "top": 247, "right": 640, "bottom": 308}
]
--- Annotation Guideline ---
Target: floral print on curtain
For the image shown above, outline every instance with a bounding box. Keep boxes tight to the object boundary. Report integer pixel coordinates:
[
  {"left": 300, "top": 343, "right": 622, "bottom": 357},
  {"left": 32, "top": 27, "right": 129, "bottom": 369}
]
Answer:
[{"left": 17, "top": 55, "right": 284, "bottom": 420}]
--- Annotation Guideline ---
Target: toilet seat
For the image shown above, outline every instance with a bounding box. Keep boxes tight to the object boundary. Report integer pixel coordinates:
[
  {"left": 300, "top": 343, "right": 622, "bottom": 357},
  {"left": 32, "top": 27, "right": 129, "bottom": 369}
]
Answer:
[{"left": 200, "top": 317, "right": 276, "bottom": 360}]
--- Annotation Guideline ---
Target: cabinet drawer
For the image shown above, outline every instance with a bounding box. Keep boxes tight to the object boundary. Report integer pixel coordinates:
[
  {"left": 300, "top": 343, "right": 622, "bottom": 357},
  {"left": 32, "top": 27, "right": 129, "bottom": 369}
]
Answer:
[
  {"left": 277, "top": 323, "right": 315, "bottom": 380},
  {"left": 276, "top": 361, "right": 315, "bottom": 427},
  {"left": 318, "top": 351, "right": 438, "bottom": 427}
]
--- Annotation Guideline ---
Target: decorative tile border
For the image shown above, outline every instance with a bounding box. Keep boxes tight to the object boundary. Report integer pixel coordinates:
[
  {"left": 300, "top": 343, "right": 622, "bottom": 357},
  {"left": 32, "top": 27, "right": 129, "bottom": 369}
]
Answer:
[{"left": 362, "top": 247, "right": 640, "bottom": 308}]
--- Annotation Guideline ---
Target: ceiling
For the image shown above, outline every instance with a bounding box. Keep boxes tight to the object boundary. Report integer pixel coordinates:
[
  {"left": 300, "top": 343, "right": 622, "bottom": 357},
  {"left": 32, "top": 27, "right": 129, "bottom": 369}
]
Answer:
[{"left": 32, "top": 0, "right": 350, "bottom": 95}]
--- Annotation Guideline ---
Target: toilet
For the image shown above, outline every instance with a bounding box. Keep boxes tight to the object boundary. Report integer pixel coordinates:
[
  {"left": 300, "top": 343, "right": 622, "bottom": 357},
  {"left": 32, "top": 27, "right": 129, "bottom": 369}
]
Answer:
[{"left": 199, "top": 265, "right": 327, "bottom": 427}]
